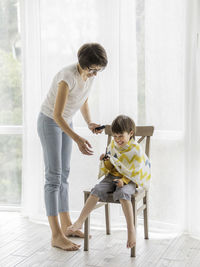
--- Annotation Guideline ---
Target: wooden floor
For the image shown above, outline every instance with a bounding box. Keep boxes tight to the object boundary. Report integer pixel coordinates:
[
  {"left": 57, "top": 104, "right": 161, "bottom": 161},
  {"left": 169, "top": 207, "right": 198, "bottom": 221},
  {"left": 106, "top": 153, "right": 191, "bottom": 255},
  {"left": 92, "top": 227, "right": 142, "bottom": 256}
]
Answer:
[{"left": 0, "top": 212, "right": 200, "bottom": 267}]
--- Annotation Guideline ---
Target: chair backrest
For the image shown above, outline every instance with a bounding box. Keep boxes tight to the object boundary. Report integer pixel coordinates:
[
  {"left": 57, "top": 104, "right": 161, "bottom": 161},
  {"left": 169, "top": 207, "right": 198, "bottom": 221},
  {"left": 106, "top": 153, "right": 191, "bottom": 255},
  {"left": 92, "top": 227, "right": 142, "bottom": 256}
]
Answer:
[{"left": 104, "top": 125, "right": 154, "bottom": 158}]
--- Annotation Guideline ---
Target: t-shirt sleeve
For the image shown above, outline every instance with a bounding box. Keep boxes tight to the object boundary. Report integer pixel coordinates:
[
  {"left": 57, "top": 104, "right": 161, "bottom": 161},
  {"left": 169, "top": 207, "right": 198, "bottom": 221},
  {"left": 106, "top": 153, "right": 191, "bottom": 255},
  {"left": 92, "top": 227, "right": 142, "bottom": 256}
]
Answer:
[{"left": 56, "top": 71, "right": 75, "bottom": 90}]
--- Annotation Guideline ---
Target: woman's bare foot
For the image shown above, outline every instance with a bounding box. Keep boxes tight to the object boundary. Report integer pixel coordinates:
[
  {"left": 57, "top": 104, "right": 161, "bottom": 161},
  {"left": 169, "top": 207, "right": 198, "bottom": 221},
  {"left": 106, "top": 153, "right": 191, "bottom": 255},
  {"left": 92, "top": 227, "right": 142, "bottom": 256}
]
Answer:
[
  {"left": 51, "top": 234, "right": 81, "bottom": 251},
  {"left": 127, "top": 229, "right": 136, "bottom": 248}
]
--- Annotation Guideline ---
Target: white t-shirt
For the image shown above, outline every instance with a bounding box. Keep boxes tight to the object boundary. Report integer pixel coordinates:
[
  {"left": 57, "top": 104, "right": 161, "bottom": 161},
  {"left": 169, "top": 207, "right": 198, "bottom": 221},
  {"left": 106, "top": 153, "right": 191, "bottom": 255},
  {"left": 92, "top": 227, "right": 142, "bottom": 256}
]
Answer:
[{"left": 41, "top": 63, "right": 94, "bottom": 123}]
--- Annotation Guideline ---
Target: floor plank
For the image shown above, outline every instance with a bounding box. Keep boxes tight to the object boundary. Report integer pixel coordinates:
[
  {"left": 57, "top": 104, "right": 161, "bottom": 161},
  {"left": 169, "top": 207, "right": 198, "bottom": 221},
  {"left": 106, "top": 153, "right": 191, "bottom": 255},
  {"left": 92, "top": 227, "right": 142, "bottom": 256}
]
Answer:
[
  {"left": 0, "top": 212, "right": 200, "bottom": 267},
  {"left": 0, "top": 254, "right": 26, "bottom": 267}
]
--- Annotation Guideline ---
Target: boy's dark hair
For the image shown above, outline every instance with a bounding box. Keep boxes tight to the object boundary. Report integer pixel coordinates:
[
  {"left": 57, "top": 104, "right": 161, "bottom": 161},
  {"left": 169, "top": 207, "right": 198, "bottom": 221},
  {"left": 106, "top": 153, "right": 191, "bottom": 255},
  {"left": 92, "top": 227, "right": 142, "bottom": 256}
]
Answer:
[
  {"left": 77, "top": 43, "right": 108, "bottom": 69},
  {"left": 111, "top": 115, "right": 136, "bottom": 139}
]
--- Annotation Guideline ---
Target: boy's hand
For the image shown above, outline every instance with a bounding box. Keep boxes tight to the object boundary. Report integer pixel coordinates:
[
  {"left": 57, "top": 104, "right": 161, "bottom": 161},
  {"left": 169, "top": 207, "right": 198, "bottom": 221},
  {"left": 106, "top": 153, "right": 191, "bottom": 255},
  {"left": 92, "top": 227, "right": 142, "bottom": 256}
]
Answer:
[
  {"left": 114, "top": 179, "right": 124, "bottom": 188},
  {"left": 100, "top": 153, "right": 110, "bottom": 161},
  {"left": 100, "top": 154, "right": 105, "bottom": 160}
]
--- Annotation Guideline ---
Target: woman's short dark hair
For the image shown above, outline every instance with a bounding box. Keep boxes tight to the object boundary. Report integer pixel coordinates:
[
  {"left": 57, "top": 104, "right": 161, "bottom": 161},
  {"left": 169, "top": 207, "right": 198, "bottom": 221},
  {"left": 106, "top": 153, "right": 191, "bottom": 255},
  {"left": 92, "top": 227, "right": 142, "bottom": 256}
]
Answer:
[
  {"left": 77, "top": 43, "right": 108, "bottom": 69},
  {"left": 111, "top": 115, "right": 136, "bottom": 139}
]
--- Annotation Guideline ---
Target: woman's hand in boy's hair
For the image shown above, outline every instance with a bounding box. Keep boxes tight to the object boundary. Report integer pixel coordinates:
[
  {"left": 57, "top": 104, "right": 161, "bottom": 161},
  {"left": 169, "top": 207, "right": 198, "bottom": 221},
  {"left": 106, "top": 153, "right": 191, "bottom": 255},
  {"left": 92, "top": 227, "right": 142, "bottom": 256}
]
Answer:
[
  {"left": 114, "top": 179, "right": 124, "bottom": 188},
  {"left": 88, "top": 122, "right": 103, "bottom": 134}
]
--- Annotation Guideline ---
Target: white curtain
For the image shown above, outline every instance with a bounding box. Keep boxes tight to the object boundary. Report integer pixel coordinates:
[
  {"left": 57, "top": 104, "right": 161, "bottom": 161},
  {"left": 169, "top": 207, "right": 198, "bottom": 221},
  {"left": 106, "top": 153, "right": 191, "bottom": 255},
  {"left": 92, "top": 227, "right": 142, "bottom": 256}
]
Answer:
[
  {"left": 145, "top": 0, "right": 200, "bottom": 237},
  {"left": 21, "top": 0, "right": 200, "bottom": 238},
  {"left": 185, "top": 0, "right": 200, "bottom": 239},
  {"left": 145, "top": 0, "right": 186, "bottom": 232}
]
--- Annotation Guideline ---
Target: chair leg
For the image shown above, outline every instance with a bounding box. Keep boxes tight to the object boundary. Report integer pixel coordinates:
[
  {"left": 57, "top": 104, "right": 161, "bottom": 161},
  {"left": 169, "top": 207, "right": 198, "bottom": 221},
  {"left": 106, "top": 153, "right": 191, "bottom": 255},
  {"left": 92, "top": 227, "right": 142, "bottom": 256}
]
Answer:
[
  {"left": 105, "top": 203, "right": 111, "bottom": 235},
  {"left": 131, "top": 198, "right": 137, "bottom": 257},
  {"left": 143, "top": 190, "right": 149, "bottom": 239},
  {"left": 84, "top": 192, "right": 90, "bottom": 251}
]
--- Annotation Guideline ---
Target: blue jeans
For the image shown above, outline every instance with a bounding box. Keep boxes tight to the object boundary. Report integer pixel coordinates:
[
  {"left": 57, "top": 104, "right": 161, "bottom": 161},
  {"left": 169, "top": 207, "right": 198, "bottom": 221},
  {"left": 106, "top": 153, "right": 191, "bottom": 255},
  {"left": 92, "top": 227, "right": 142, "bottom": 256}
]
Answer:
[{"left": 37, "top": 112, "right": 73, "bottom": 216}]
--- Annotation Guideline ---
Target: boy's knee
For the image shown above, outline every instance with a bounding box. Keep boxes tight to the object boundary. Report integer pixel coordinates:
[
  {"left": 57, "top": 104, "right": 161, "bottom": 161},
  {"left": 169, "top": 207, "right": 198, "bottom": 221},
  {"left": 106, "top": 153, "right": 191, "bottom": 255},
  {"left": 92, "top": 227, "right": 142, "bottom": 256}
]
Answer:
[
  {"left": 91, "top": 186, "right": 101, "bottom": 196},
  {"left": 91, "top": 186, "right": 108, "bottom": 201},
  {"left": 113, "top": 191, "right": 131, "bottom": 202},
  {"left": 91, "top": 184, "right": 102, "bottom": 193}
]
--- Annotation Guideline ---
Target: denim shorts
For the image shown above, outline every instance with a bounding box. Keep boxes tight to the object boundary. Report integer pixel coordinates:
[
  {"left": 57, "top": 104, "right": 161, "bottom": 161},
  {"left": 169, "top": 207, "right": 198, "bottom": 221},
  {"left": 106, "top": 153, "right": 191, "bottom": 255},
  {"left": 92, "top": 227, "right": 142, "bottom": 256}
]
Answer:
[{"left": 90, "top": 173, "right": 136, "bottom": 202}]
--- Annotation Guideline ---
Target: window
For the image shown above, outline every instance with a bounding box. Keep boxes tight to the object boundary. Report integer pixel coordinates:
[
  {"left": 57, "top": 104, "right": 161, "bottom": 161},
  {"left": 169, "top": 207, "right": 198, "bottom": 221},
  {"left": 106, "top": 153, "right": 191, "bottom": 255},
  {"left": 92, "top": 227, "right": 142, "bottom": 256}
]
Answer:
[{"left": 0, "top": 0, "right": 22, "bottom": 206}]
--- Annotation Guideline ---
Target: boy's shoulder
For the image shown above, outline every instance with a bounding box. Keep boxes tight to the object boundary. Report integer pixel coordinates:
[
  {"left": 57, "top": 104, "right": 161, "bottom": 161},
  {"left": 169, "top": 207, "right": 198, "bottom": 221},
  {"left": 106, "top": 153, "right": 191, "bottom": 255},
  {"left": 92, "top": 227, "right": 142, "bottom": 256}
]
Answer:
[
  {"left": 129, "top": 138, "right": 141, "bottom": 151},
  {"left": 109, "top": 138, "right": 141, "bottom": 151}
]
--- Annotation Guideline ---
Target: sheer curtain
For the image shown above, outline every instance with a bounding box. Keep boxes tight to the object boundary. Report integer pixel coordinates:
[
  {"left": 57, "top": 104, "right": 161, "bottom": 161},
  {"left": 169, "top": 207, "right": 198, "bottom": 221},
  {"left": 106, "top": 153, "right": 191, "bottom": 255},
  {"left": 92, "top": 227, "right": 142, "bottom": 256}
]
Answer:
[
  {"left": 145, "top": 0, "right": 186, "bottom": 233},
  {"left": 21, "top": 0, "right": 200, "bottom": 238},
  {"left": 185, "top": 0, "right": 200, "bottom": 239},
  {"left": 145, "top": 0, "right": 200, "bottom": 238}
]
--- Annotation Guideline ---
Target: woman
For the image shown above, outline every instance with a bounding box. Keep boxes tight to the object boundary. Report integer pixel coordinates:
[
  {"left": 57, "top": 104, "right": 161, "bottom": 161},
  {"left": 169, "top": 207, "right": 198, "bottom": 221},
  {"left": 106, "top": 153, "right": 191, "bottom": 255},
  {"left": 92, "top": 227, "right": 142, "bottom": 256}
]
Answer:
[{"left": 37, "top": 43, "right": 107, "bottom": 251}]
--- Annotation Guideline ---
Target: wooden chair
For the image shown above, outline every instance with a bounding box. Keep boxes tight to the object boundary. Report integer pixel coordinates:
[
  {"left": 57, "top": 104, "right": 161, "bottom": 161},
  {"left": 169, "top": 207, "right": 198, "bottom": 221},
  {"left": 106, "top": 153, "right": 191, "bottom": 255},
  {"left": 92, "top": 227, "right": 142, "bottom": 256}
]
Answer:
[{"left": 83, "top": 125, "right": 154, "bottom": 257}]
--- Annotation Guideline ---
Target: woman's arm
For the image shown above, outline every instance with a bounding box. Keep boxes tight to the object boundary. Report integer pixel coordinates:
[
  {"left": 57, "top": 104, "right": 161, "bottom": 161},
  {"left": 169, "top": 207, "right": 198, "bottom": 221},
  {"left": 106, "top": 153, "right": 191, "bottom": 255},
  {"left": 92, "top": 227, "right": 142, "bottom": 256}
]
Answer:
[
  {"left": 53, "top": 81, "right": 78, "bottom": 140},
  {"left": 53, "top": 81, "right": 93, "bottom": 155},
  {"left": 80, "top": 98, "right": 103, "bottom": 134},
  {"left": 80, "top": 98, "right": 92, "bottom": 126}
]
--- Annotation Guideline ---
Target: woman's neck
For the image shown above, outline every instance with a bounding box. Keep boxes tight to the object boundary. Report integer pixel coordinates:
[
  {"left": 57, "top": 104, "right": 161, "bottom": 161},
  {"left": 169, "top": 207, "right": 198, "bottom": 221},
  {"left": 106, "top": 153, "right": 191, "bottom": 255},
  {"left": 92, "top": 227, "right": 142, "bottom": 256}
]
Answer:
[{"left": 77, "top": 63, "right": 88, "bottom": 81}]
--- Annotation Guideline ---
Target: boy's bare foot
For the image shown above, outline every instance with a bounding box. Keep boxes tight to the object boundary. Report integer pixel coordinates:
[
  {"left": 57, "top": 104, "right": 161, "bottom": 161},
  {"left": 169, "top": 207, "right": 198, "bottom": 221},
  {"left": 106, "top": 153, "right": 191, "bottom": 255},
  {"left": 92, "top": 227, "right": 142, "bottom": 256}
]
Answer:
[
  {"left": 51, "top": 234, "right": 81, "bottom": 251},
  {"left": 65, "top": 228, "right": 92, "bottom": 239},
  {"left": 67, "top": 221, "right": 83, "bottom": 232},
  {"left": 127, "top": 229, "right": 136, "bottom": 248},
  {"left": 66, "top": 228, "right": 84, "bottom": 237},
  {"left": 61, "top": 221, "right": 92, "bottom": 239}
]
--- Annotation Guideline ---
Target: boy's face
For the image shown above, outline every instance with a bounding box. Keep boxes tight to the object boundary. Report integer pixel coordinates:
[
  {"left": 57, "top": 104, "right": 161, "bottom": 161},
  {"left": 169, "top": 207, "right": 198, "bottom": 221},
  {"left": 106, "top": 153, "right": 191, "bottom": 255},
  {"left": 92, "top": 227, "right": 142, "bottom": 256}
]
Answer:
[{"left": 113, "top": 131, "right": 134, "bottom": 147}]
